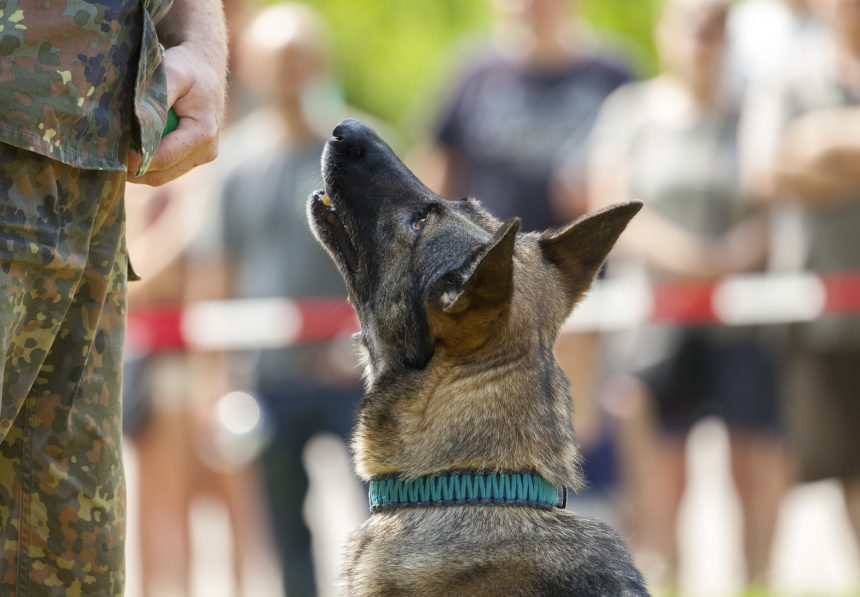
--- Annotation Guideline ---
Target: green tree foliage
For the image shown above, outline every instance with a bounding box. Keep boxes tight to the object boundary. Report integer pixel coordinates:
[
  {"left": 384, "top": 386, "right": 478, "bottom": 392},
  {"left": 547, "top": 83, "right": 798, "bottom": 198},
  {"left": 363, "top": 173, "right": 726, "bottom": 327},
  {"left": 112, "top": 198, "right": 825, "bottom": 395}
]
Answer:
[{"left": 294, "top": 0, "right": 662, "bottom": 131}]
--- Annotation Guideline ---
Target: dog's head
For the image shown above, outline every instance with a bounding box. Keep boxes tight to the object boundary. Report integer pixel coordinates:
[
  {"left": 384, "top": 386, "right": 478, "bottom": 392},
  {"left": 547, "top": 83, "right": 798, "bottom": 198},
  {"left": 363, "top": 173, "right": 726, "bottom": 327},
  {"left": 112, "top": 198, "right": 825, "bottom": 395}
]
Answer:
[
  {"left": 309, "top": 118, "right": 640, "bottom": 380},
  {"left": 309, "top": 119, "right": 640, "bottom": 483}
]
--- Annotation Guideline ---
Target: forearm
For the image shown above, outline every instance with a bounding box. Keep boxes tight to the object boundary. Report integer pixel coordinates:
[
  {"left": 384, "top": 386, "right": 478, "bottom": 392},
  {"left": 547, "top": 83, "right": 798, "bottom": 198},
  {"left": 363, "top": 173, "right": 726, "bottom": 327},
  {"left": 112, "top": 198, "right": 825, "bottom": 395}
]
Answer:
[
  {"left": 158, "top": 0, "right": 226, "bottom": 58},
  {"left": 713, "top": 213, "right": 769, "bottom": 274},
  {"left": 817, "top": 144, "right": 860, "bottom": 189},
  {"left": 774, "top": 108, "right": 860, "bottom": 205},
  {"left": 622, "top": 210, "right": 714, "bottom": 278},
  {"left": 157, "top": 0, "right": 227, "bottom": 111},
  {"left": 776, "top": 148, "right": 860, "bottom": 205}
]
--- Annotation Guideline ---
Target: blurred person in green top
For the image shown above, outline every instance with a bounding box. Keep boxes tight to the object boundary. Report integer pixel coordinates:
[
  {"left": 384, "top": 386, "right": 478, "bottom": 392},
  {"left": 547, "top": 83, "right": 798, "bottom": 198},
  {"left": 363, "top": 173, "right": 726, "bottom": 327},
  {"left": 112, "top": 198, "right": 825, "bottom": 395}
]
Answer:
[{"left": 0, "top": 0, "right": 227, "bottom": 593}]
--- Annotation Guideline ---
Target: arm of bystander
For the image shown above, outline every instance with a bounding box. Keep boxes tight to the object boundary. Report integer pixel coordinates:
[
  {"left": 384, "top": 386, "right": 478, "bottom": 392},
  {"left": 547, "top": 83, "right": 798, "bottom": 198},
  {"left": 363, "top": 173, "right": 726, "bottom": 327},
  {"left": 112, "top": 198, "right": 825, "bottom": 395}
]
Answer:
[{"left": 772, "top": 107, "right": 860, "bottom": 205}]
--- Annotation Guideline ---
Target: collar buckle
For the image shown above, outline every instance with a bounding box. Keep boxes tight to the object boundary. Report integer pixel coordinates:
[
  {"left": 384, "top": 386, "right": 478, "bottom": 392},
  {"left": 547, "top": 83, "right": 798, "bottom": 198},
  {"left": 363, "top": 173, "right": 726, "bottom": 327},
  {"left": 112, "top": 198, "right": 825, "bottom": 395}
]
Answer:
[{"left": 556, "top": 485, "right": 568, "bottom": 509}]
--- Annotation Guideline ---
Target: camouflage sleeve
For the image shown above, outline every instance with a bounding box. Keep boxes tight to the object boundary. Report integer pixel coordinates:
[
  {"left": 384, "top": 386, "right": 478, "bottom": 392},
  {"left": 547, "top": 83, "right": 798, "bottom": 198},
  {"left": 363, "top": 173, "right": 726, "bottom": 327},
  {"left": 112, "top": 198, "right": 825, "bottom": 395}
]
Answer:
[{"left": 0, "top": 0, "right": 171, "bottom": 173}]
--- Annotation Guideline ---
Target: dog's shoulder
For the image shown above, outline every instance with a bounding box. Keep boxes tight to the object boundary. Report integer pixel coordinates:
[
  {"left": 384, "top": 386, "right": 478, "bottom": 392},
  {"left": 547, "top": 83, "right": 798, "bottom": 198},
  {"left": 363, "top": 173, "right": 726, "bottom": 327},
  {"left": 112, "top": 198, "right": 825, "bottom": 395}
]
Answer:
[
  {"left": 341, "top": 509, "right": 649, "bottom": 596},
  {"left": 542, "top": 509, "right": 649, "bottom": 596}
]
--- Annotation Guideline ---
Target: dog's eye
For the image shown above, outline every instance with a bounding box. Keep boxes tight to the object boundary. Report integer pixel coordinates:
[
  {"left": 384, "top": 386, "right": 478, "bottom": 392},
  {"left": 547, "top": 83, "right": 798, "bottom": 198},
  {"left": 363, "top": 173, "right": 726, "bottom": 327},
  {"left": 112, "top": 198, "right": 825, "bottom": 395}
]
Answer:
[
  {"left": 411, "top": 205, "right": 438, "bottom": 233},
  {"left": 412, "top": 216, "right": 427, "bottom": 232}
]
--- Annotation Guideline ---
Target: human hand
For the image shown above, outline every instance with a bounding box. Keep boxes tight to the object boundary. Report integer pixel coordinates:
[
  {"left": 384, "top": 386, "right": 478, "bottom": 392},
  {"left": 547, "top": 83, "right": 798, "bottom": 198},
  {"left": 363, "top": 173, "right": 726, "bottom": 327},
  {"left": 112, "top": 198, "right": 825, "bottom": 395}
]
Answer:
[
  {"left": 779, "top": 108, "right": 860, "bottom": 168},
  {"left": 128, "top": 42, "right": 225, "bottom": 186},
  {"left": 768, "top": 107, "right": 860, "bottom": 203}
]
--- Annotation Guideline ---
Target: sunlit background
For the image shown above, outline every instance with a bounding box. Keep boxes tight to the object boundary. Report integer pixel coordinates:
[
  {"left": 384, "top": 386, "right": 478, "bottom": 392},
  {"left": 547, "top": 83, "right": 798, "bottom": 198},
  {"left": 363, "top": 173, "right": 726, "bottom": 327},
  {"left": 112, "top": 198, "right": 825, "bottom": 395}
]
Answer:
[{"left": 123, "top": 0, "right": 860, "bottom": 595}]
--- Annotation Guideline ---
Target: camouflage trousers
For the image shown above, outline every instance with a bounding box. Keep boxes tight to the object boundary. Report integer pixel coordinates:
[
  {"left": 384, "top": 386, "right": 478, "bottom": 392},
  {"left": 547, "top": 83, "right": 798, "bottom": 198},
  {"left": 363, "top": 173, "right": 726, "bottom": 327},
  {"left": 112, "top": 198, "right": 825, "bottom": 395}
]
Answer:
[{"left": 0, "top": 143, "right": 128, "bottom": 596}]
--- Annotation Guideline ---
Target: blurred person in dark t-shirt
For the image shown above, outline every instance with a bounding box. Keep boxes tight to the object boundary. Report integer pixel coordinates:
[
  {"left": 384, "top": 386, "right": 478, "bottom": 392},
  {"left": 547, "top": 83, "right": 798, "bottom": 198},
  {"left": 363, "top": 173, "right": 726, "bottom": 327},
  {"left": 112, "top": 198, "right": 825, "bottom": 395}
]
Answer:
[
  {"left": 430, "top": 0, "right": 632, "bottom": 232},
  {"left": 742, "top": 0, "right": 860, "bottom": 552},
  {"left": 422, "top": 0, "right": 634, "bottom": 520},
  {"left": 591, "top": 0, "right": 790, "bottom": 590}
]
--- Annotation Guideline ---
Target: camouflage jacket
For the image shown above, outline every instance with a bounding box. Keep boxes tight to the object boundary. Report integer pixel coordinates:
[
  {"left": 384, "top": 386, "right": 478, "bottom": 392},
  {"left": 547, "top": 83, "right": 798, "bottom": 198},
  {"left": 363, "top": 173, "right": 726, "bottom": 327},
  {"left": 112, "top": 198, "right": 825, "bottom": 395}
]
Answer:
[{"left": 0, "top": 0, "right": 172, "bottom": 173}]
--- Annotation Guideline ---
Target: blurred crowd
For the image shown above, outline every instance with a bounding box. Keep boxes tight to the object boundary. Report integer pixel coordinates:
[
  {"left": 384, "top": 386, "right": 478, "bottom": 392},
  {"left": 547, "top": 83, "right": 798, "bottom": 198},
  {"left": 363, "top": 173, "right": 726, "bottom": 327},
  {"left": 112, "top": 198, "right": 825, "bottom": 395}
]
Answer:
[{"left": 123, "top": 0, "right": 860, "bottom": 595}]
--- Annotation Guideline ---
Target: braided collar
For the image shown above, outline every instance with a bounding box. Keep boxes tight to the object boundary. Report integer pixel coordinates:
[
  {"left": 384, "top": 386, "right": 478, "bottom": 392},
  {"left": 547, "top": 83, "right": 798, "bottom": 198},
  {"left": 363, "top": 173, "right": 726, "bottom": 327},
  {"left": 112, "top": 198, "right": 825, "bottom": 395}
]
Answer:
[{"left": 368, "top": 470, "right": 568, "bottom": 512}]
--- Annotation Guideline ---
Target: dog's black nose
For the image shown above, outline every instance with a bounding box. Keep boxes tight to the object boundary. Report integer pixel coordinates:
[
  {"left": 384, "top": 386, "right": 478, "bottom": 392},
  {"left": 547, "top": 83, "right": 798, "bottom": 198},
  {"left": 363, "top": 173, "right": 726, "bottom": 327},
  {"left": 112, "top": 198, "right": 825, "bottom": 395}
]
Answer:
[
  {"left": 332, "top": 119, "right": 367, "bottom": 142},
  {"left": 330, "top": 119, "right": 369, "bottom": 158}
]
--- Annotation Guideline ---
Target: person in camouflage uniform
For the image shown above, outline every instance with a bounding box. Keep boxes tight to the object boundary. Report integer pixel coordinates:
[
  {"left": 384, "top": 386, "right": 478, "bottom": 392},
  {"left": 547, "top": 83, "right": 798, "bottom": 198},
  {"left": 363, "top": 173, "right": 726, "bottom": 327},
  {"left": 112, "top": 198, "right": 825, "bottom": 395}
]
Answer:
[{"left": 0, "top": 0, "right": 227, "bottom": 593}]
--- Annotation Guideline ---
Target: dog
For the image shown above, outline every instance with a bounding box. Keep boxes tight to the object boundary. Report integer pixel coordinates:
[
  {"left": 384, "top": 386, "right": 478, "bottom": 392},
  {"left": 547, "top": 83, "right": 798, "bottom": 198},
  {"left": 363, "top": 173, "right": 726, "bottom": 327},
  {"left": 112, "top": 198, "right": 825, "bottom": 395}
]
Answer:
[{"left": 307, "top": 118, "right": 648, "bottom": 596}]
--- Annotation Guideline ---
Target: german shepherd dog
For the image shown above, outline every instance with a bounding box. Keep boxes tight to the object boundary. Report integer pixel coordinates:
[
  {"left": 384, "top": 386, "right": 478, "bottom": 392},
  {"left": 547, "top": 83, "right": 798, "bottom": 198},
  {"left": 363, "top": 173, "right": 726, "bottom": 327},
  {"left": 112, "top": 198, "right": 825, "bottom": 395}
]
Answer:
[{"left": 308, "top": 119, "right": 648, "bottom": 596}]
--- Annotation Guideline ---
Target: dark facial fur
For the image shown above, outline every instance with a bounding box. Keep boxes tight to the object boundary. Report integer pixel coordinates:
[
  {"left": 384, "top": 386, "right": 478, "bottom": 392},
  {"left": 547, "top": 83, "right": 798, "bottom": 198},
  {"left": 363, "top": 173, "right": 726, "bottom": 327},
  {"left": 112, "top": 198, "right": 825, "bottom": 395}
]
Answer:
[{"left": 307, "top": 119, "right": 648, "bottom": 596}]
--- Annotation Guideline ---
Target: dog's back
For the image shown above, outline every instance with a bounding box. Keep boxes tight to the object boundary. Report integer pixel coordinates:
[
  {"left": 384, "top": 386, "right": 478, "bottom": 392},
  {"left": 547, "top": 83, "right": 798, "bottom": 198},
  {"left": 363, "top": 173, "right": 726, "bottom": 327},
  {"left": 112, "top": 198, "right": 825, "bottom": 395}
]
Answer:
[{"left": 344, "top": 508, "right": 647, "bottom": 596}]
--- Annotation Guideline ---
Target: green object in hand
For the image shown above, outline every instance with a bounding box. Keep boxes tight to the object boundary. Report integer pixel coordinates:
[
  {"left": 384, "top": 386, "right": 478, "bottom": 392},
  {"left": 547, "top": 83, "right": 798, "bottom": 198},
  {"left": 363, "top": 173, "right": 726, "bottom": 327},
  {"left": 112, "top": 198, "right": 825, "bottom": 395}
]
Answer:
[
  {"left": 130, "top": 108, "right": 179, "bottom": 150},
  {"left": 162, "top": 107, "right": 179, "bottom": 137}
]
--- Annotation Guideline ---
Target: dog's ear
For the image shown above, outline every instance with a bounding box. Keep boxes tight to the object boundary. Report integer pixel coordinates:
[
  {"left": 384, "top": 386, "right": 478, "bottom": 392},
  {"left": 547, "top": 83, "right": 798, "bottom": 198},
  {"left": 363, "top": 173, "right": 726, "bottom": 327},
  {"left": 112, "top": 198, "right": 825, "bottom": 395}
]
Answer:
[
  {"left": 440, "top": 217, "right": 520, "bottom": 314},
  {"left": 539, "top": 201, "right": 642, "bottom": 309},
  {"left": 429, "top": 218, "right": 520, "bottom": 351}
]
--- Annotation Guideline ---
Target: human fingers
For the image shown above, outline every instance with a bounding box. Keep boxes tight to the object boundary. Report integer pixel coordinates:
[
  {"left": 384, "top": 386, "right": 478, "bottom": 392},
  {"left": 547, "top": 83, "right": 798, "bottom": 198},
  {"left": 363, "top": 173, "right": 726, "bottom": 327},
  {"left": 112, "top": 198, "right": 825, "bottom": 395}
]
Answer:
[{"left": 127, "top": 139, "right": 219, "bottom": 187}]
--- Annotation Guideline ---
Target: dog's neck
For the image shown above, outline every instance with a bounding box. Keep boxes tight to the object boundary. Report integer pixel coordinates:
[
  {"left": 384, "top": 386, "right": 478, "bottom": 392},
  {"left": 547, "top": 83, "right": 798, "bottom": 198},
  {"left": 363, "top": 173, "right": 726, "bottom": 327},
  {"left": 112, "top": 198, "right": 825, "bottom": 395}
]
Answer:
[{"left": 351, "top": 334, "right": 584, "bottom": 491}]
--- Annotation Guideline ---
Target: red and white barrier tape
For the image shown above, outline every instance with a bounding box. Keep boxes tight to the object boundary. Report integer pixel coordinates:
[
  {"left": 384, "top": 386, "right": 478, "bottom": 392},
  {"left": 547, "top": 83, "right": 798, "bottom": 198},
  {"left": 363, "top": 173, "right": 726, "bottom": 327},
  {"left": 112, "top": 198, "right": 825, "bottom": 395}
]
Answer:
[
  {"left": 127, "top": 297, "right": 357, "bottom": 352},
  {"left": 126, "top": 272, "right": 860, "bottom": 352}
]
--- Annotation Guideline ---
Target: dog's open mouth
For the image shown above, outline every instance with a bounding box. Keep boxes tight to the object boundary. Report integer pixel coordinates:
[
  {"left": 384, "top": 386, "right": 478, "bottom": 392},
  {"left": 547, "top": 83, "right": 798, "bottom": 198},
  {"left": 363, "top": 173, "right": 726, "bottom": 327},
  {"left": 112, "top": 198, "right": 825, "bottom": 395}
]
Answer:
[{"left": 311, "top": 189, "right": 358, "bottom": 272}]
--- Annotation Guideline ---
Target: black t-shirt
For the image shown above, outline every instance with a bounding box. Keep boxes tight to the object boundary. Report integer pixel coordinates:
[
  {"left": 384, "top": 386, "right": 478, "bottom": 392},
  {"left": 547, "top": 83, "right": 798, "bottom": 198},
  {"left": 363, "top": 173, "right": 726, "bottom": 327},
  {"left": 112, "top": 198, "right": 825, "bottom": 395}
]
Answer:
[{"left": 435, "top": 52, "right": 632, "bottom": 231}]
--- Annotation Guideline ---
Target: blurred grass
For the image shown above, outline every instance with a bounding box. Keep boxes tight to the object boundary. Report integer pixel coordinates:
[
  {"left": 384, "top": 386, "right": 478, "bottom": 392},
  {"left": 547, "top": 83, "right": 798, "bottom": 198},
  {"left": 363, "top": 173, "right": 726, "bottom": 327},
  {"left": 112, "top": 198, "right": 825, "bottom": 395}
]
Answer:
[
  {"left": 653, "top": 585, "right": 860, "bottom": 596},
  {"left": 294, "top": 0, "right": 662, "bottom": 129}
]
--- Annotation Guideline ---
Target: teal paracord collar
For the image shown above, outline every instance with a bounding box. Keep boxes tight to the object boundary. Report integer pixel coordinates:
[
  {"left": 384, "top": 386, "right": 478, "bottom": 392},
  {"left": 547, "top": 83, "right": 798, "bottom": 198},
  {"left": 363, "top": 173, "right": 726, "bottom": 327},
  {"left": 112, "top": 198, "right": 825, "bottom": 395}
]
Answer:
[{"left": 368, "top": 471, "right": 568, "bottom": 512}]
